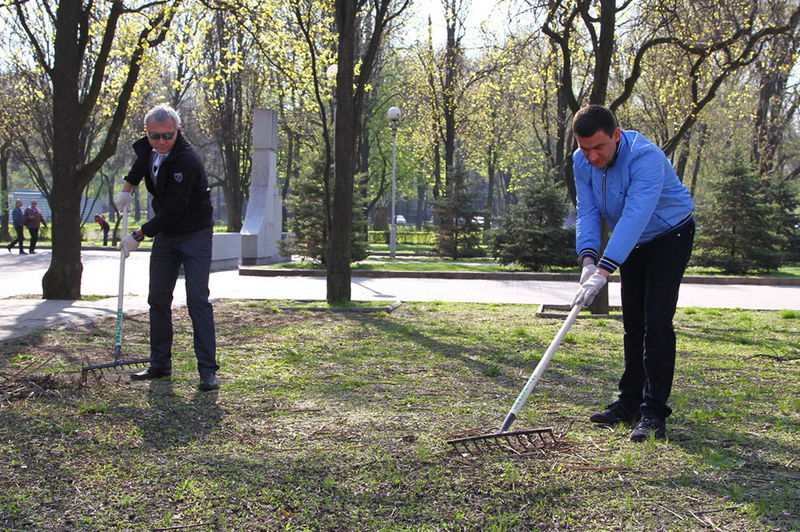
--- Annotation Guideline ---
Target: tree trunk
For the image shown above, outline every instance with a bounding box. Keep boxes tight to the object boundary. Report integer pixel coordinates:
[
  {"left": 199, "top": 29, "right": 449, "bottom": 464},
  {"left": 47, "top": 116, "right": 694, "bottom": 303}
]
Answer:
[
  {"left": 43, "top": 178, "right": 84, "bottom": 300},
  {"left": 416, "top": 183, "right": 426, "bottom": 229},
  {"left": 42, "top": 0, "right": 86, "bottom": 299},
  {"left": 442, "top": 4, "right": 459, "bottom": 196},
  {"left": 0, "top": 140, "right": 10, "bottom": 241},
  {"left": 326, "top": 0, "right": 358, "bottom": 303},
  {"left": 486, "top": 145, "right": 496, "bottom": 231},
  {"left": 282, "top": 131, "right": 294, "bottom": 232}
]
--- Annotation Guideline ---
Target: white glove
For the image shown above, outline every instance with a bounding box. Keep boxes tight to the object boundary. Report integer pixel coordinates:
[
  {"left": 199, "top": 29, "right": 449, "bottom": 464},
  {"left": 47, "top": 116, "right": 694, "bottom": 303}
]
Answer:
[
  {"left": 119, "top": 232, "right": 140, "bottom": 258},
  {"left": 115, "top": 190, "right": 132, "bottom": 212},
  {"left": 579, "top": 263, "right": 597, "bottom": 284},
  {"left": 573, "top": 272, "right": 607, "bottom": 308}
]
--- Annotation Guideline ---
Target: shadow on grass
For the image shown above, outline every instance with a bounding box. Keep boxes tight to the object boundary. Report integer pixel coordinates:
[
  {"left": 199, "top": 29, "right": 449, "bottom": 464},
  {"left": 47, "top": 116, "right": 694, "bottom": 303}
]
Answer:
[
  {"left": 336, "top": 312, "right": 612, "bottom": 418},
  {"left": 111, "top": 380, "right": 224, "bottom": 451}
]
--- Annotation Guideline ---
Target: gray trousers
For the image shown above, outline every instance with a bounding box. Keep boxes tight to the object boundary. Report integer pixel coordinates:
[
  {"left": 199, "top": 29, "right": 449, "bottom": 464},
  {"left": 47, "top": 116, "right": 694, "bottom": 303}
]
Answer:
[{"left": 148, "top": 228, "right": 218, "bottom": 376}]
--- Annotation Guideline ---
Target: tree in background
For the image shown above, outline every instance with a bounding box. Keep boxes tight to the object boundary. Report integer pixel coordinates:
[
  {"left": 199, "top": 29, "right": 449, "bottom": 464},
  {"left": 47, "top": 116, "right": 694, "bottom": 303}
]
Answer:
[
  {"left": 523, "top": 0, "right": 800, "bottom": 311},
  {"left": 694, "top": 153, "right": 783, "bottom": 274},
  {"left": 432, "top": 158, "right": 483, "bottom": 258},
  {"left": 491, "top": 174, "right": 574, "bottom": 270},
  {"left": 279, "top": 151, "right": 328, "bottom": 262},
  {"left": 326, "top": 0, "right": 411, "bottom": 303},
  {"left": 195, "top": 11, "right": 266, "bottom": 232},
  {"left": 2, "top": 0, "right": 180, "bottom": 299}
]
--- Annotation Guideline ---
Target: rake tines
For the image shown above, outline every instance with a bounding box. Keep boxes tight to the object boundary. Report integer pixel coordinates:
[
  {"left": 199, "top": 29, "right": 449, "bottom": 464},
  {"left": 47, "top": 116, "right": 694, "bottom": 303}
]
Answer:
[
  {"left": 81, "top": 345, "right": 151, "bottom": 379},
  {"left": 447, "top": 427, "right": 558, "bottom": 456}
]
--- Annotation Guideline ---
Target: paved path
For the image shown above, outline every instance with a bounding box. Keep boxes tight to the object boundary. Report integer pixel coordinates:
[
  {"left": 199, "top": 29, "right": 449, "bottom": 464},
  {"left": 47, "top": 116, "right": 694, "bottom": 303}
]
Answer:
[{"left": 1, "top": 249, "right": 798, "bottom": 341}]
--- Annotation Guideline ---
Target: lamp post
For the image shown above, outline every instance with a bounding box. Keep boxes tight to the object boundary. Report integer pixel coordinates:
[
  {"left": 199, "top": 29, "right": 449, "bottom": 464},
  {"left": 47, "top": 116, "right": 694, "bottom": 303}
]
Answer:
[{"left": 387, "top": 106, "right": 401, "bottom": 258}]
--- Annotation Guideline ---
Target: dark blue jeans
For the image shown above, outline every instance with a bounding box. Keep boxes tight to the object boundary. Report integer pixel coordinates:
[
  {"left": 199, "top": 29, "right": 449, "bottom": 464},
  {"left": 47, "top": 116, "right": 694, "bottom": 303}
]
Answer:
[
  {"left": 617, "top": 218, "right": 694, "bottom": 420},
  {"left": 148, "top": 228, "right": 218, "bottom": 376},
  {"left": 8, "top": 224, "right": 24, "bottom": 251},
  {"left": 28, "top": 227, "right": 39, "bottom": 253}
]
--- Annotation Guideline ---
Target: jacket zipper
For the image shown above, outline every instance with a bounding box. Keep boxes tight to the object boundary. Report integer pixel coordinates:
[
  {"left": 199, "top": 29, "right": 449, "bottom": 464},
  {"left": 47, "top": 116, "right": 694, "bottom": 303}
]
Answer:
[{"left": 602, "top": 167, "right": 608, "bottom": 218}]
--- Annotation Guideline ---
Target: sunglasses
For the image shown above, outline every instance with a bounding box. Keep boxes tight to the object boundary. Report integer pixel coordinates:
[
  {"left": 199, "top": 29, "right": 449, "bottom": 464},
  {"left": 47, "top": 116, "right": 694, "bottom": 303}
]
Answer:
[{"left": 147, "top": 131, "right": 176, "bottom": 141}]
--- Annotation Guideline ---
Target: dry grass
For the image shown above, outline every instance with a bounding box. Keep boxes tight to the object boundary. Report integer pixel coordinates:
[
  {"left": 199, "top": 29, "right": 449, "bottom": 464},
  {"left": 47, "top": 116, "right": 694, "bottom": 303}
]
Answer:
[{"left": 0, "top": 301, "right": 798, "bottom": 530}]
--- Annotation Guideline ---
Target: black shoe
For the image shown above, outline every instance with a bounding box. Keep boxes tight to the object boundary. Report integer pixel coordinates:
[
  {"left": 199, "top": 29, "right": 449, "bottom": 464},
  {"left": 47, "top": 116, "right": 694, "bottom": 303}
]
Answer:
[
  {"left": 29, "top": 251, "right": 36, "bottom": 254},
  {"left": 630, "top": 417, "right": 667, "bottom": 442},
  {"left": 199, "top": 374, "right": 219, "bottom": 391},
  {"left": 130, "top": 367, "right": 172, "bottom": 381},
  {"left": 19, "top": 250, "right": 26, "bottom": 255},
  {"left": 589, "top": 401, "right": 641, "bottom": 425}
]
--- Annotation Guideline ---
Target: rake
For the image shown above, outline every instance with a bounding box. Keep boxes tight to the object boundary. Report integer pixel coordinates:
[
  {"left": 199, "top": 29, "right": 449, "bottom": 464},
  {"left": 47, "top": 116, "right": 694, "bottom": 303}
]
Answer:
[
  {"left": 447, "top": 303, "right": 582, "bottom": 455},
  {"left": 81, "top": 205, "right": 151, "bottom": 376}
]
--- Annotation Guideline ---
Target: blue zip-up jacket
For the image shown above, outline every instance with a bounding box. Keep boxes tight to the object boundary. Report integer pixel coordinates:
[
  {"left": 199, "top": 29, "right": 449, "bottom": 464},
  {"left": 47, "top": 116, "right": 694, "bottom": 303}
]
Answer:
[
  {"left": 11, "top": 206, "right": 24, "bottom": 227},
  {"left": 573, "top": 129, "right": 694, "bottom": 273}
]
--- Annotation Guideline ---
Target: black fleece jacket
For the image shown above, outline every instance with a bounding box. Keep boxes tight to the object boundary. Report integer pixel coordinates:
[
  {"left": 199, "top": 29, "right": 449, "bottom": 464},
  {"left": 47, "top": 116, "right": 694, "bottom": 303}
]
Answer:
[{"left": 124, "top": 132, "right": 213, "bottom": 237}]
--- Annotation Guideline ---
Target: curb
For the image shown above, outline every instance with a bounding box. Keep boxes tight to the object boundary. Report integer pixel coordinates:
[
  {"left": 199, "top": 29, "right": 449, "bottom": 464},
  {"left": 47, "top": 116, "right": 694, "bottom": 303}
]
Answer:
[{"left": 238, "top": 267, "right": 800, "bottom": 286}]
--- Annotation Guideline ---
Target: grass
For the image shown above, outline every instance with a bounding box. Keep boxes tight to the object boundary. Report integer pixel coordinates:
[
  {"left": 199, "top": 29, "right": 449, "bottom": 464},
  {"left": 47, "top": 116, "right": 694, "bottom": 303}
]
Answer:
[
  {"left": 0, "top": 302, "right": 798, "bottom": 530},
  {"left": 258, "top": 255, "right": 800, "bottom": 278},
  {"left": 265, "top": 258, "right": 542, "bottom": 273}
]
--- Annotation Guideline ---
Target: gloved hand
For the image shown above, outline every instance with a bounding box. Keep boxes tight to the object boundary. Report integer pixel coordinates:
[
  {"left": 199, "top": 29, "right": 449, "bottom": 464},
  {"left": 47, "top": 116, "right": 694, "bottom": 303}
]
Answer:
[
  {"left": 573, "top": 272, "right": 607, "bottom": 308},
  {"left": 579, "top": 263, "right": 597, "bottom": 284},
  {"left": 115, "top": 190, "right": 132, "bottom": 212},
  {"left": 119, "top": 232, "right": 140, "bottom": 259}
]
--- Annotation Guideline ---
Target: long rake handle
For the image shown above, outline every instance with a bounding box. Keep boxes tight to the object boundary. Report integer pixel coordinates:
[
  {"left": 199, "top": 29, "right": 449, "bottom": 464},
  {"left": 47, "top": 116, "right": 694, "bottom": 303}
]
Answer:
[
  {"left": 113, "top": 206, "right": 128, "bottom": 363},
  {"left": 498, "top": 304, "right": 582, "bottom": 433}
]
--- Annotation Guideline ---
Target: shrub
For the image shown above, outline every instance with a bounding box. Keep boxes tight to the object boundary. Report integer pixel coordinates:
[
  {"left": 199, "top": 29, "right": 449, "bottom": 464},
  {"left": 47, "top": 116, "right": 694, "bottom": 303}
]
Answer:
[
  {"left": 279, "top": 151, "right": 367, "bottom": 263},
  {"left": 491, "top": 175, "right": 575, "bottom": 270},
  {"left": 693, "top": 152, "right": 784, "bottom": 274}
]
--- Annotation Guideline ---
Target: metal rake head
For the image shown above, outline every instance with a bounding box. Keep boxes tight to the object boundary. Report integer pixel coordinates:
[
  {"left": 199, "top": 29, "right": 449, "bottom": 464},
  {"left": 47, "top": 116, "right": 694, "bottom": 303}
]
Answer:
[
  {"left": 447, "top": 427, "right": 558, "bottom": 456},
  {"left": 80, "top": 355, "right": 152, "bottom": 381}
]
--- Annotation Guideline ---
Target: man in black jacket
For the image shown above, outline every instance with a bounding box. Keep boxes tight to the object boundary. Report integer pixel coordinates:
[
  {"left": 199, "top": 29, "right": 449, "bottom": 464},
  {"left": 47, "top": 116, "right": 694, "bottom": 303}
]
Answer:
[{"left": 116, "top": 105, "right": 219, "bottom": 391}]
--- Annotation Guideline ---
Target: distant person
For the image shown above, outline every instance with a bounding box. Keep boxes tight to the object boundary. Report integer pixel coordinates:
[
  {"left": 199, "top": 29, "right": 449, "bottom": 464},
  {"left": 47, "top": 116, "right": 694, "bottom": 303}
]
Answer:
[
  {"left": 23, "top": 200, "right": 47, "bottom": 254},
  {"left": 6, "top": 199, "right": 25, "bottom": 254},
  {"left": 571, "top": 104, "right": 694, "bottom": 442},
  {"left": 116, "top": 104, "right": 219, "bottom": 391},
  {"left": 95, "top": 214, "right": 111, "bottom": 246}
]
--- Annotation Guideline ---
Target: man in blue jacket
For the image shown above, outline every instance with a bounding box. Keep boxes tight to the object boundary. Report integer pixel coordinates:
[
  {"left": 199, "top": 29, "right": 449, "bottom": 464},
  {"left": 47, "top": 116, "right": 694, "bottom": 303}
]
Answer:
[
  {"left": 571, "top": 105, "right": 695, "bottom": 442},
  {"left": 115, "top": 105, "right": 219, "bottom": 391},
  {"left": 6, "top": 199, "right": 25, "bottom": 254}
]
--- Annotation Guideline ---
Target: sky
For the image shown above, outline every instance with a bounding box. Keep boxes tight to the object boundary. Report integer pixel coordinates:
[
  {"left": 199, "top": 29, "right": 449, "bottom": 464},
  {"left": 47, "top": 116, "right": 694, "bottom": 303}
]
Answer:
[{"left": 401, "top": 1, "right": 515, "bottom": 50}]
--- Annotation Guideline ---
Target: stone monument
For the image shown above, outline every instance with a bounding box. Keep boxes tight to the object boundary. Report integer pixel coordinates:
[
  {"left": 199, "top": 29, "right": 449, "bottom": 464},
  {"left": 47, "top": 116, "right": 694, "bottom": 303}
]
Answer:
[{"left": 241, "top": 108, "right": 287, "bottom": 265}]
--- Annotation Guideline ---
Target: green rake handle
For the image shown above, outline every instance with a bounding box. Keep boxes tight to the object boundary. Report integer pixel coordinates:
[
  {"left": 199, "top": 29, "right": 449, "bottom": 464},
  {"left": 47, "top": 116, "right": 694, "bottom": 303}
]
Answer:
[{"left": 499, "top": 303, "right": 582, "bottom": 433}]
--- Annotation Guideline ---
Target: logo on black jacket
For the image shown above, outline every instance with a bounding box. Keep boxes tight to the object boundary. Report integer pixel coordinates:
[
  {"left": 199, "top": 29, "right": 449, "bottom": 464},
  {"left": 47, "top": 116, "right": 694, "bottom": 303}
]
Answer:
[{"left": 174, "top": 172, "right": 184, "bottom": 183}]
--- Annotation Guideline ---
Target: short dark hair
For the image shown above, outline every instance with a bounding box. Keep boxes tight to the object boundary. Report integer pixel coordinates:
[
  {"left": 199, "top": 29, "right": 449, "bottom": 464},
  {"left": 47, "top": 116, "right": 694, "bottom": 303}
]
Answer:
[{"left": 572, "top": 105, "right": 618, "bottom": 138}]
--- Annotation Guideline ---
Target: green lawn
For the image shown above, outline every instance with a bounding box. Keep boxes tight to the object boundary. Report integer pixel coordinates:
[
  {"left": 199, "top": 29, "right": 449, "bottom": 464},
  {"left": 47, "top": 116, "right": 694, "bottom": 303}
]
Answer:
[
  {"left": 1, "top": 302, "right": 798, "bottom": 530},
  {"left": 259, "top": 257, "right": 800, "bottom": 278}
]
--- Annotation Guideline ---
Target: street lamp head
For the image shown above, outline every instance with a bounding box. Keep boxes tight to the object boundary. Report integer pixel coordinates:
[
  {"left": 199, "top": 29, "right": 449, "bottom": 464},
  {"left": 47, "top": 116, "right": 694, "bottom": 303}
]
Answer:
[{"left": 387, "top": 106, "right": 402, "bottom": 122}]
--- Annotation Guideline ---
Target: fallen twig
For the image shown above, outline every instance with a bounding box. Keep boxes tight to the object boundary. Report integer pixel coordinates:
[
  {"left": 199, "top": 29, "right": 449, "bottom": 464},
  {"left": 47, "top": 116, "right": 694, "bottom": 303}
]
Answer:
[
  {"left": 654, "top": 502, "right": 685, "bottom": 521},
  {"left": 694, "top": 504, "right": 742, "bottom": 515},
  {"left": 9, "top": 352, "right": 60, "bottom": 380},
  {"left": 153, "top": 524, "right": 208, "bottom": 531}
]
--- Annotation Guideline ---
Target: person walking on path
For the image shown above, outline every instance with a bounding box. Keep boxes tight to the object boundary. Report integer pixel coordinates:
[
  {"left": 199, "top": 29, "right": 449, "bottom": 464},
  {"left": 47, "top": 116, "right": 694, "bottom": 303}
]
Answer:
[
  {"left": 23, "top": 200, "right": 46, "bottom": 254},
  {"left": 95, "top": 214, "right": 111, "bottom": 246},
  {"left": 6, "top": 199, "right": 26, "bottom": 254},
  {"left": 571, "top": 104, "right": 695, "bottom": 442},
  {"left": 116, "top": 104, "right": 219, "bottom": 391}
]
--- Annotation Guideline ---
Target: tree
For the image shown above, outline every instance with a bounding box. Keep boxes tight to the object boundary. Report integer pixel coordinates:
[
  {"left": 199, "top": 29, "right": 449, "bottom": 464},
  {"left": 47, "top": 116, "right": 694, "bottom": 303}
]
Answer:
[
  {"left": 326, "top": 0, "right": 410, "bottom": 303},
  {"left": 195, "top": 11, "right": 267, "bottom": 232},
  {"left": 3, "top": 0, "right": 180, "bottom": 299},
  {"left": 524, "top": 0, "right": 800, "bottom": 312},
  {"left": 491, "top": 174, "right": 574, "bottom": 270},
  {"left": 694, "top": 153, "right": 783, "bottom": 274}
]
